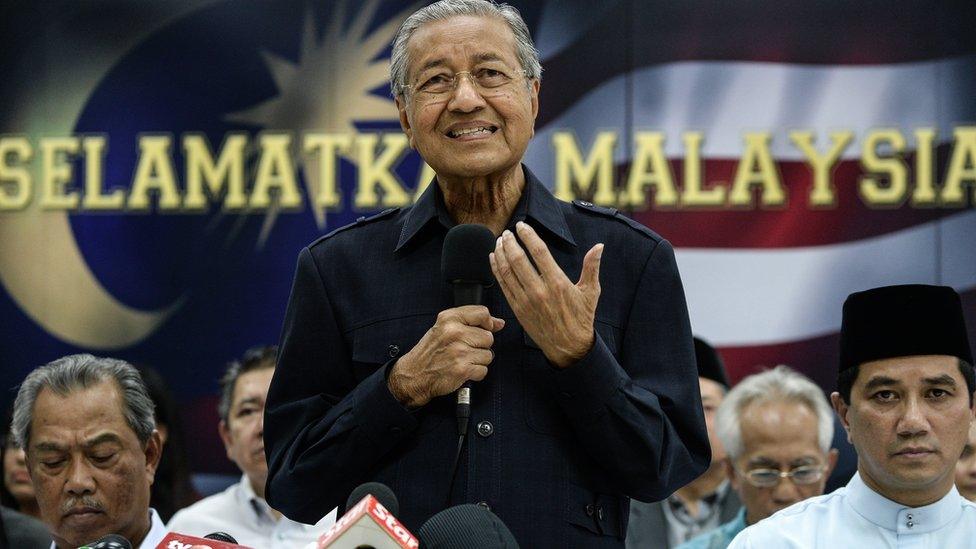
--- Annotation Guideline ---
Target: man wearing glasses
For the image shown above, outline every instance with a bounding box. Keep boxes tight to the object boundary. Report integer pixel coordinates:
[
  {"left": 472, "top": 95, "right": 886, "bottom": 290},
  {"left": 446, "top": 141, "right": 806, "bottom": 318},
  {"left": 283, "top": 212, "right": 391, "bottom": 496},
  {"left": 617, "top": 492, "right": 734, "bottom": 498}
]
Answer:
[
  {"left": 729, "top": 285, "right": 976, "bottom": 547},
  {"left": 264, "top": 0, "right": 709, "bottom": 547},
  {"left": 678, "top": 366, "right": 837, "bottom": 549}
]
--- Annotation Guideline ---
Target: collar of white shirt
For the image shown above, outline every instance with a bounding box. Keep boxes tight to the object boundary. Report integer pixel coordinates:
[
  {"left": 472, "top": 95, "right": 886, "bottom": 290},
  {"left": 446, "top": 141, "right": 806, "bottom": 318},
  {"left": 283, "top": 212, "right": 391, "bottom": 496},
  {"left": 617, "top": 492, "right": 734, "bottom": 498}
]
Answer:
[
  {"left": 49, "top": 508, "right": 168, "bottom": 549},
  {"left": 846, "top": 472, "right": 964, "bottom": 535}
]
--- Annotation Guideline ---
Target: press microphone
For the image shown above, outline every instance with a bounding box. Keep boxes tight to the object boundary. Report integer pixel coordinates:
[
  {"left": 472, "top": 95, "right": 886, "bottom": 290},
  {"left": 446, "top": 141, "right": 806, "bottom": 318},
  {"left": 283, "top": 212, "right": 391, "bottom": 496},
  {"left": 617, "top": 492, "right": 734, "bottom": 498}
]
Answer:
[
  {"left": 312, "top": 483, "right": 417, "bottom": 548},
  {"left": 154, "top": 532, "right": 251, "bottom": 548},
  {"left": 441, "top": 223, "right": 497, "bottom": 437},
  {"left": 346, "top": 481, "right": 399, "bottom": 516},
  {"left": 77, "top": 535, "right": 132, "bottom": 549},
  {"left": 203, "top": 532, "right": 239, "bottom": 543},
  {"left": 418, "top": 504, "right": 519, "bottom": 548}
]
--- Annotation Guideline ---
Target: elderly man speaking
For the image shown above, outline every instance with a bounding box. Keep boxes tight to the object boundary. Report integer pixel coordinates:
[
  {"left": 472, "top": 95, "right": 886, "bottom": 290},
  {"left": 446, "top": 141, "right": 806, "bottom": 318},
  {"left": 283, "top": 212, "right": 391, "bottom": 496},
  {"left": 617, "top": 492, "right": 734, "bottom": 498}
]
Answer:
[{"left": 263, "top": 1, "right": 709, "bottom": 546}]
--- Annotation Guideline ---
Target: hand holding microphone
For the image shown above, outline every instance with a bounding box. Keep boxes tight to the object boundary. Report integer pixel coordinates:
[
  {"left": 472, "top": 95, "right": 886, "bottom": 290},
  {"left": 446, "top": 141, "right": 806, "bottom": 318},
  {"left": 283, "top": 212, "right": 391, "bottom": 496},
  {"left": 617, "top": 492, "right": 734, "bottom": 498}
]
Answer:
[{"left": 388, "top": 224, "right": 501, "bottom": 409}]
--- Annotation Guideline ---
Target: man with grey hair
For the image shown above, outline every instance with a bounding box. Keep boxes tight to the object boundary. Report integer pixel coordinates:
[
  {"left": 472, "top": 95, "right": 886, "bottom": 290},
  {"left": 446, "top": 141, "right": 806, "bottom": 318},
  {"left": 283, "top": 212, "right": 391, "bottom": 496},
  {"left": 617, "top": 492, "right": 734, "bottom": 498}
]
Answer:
[
  {"left": 679, "top": 366, "right": 837, "bottom": 549},
  {"left": 265, "top": 0, "right": 709, "bottom": 546},
  {"left": 167, "top": 347, "right": 336, "bottom": 547},
  {"left": 11, "top": 354, "right": 167, "bottom": 548}
]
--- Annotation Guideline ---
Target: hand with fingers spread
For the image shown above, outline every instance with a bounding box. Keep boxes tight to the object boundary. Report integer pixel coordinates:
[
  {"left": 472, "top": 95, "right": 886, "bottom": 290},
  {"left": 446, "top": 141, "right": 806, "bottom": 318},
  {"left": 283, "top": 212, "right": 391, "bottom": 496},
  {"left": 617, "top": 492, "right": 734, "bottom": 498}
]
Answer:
[
  {"left": 489, "top": 221, "right": 604, "bottom": 369},
  {"left": 388, "top": 305, "right": 505, "bottom": 408}
]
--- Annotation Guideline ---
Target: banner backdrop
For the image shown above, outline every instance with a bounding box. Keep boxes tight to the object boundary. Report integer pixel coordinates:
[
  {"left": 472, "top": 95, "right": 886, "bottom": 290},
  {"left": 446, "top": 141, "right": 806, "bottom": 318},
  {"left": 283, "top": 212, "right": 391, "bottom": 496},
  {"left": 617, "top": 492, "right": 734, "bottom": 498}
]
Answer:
[{"left": 1, "top": 0, "right": 974, "bottom": 472}]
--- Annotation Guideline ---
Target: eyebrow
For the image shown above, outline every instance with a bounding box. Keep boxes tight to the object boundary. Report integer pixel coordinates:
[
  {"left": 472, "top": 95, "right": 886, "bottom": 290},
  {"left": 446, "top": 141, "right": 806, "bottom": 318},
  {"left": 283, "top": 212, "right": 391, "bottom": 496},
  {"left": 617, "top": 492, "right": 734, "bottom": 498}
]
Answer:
[
  {"left": 416, "top": 53, "right": 508, "bottom": 75},
  {"left": 82, "top": 433, "right": 123, "bottom": 448},
  {"left": 923, "top": 374, "right": 958, "bottom": 387},
  {"left": 863, "top": 376, "right": 900, "bottom": 391},
  {"left": 234, "top": 397, "right": 263, "bottom": 409}
]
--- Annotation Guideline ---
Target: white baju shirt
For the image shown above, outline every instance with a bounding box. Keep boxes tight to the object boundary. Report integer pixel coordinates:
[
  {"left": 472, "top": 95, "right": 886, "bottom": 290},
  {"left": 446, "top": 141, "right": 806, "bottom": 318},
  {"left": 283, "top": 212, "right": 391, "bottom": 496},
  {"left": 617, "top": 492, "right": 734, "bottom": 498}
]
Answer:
[
  {"left": 166, "top": 475, "right": 337, "bottom": 548},
  {"left": 728, "top": 472, "right": 976, "bottom": 548},
  {"left": 50, "top": 508, "right": 167, "bottom": 549}
]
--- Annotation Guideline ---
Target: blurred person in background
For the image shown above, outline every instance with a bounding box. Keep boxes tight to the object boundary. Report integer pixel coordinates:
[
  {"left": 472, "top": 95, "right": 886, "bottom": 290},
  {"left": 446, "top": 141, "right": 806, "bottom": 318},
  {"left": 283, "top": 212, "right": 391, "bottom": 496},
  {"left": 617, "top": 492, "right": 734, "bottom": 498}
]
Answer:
[
  {"left": 166, "top": 347, "right": 336, "bottom": 547},
  {"left": 680, "top": 366, "right": 837, "bottom": 549},
  {"left": 628, "top": 337, "right": 740, "bottom": 548},
  {"left": 135, "top": 366, "right": 200, "bottom": 522},
  {"left": 0, "top": 412, "right": 50, "bottom": 548},
  {"left": 2, "top": 407, "right": 40, "bottom": 519},
  {"left": 954, "top": 422, "right": 976, "bottom": 502}
]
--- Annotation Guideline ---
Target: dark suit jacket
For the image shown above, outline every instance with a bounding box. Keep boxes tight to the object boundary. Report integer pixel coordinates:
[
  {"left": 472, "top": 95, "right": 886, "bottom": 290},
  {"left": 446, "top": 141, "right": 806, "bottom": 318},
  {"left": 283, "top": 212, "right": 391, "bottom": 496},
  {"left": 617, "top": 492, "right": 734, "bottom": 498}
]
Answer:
[
  {"left": 264, "top": 167, "right": 710, "bottom": 548},
  {"left": 1, "top": 506, "right": 50, "bottom": 549},
  {"left": 625, "top": 489, "right": 742, "bottom": 549}
]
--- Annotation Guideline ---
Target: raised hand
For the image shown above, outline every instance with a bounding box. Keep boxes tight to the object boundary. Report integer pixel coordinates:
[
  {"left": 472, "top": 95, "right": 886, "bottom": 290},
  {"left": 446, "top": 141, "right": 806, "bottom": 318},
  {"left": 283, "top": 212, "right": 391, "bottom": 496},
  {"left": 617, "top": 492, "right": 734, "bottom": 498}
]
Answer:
[{"left": 489, "top": 221, "right": 603, "bottom": 369}]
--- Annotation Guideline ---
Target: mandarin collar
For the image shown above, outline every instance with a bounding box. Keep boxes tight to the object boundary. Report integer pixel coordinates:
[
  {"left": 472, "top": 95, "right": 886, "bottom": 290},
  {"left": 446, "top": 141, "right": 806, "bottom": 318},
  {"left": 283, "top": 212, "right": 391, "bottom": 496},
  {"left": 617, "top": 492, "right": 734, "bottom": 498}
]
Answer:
[
  {"left": 846, "top": 471, "right": 964, "bottom": 535},
  {"left": 395, "top": 165, "right": 576, "bottom": 251}
]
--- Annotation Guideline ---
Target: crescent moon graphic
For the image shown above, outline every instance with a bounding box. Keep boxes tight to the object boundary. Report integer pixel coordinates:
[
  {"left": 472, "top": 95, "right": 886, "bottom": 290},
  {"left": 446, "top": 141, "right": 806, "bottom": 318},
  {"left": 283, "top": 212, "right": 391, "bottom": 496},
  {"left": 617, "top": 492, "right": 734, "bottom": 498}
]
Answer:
[{"left": 0, "top": 1, "right": 217, "bottom": 350}]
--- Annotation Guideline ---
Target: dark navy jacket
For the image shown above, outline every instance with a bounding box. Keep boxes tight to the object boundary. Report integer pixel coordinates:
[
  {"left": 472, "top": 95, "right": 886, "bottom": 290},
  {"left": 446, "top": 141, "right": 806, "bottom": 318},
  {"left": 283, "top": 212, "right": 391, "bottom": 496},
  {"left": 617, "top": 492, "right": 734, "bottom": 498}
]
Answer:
[{"left": 265, "top": 167, "right": 710, "bottom": 548}]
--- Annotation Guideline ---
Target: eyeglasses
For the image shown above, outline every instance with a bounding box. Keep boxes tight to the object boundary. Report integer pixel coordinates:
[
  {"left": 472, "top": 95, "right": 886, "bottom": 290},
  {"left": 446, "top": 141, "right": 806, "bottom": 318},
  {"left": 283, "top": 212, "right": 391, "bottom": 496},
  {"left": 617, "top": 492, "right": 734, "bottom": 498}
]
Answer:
[
  {"left": 403, "top": 67, "right": 527, "bottom": 100},
  {"left": 737, "top": 465, "right": 828, "bottom": 488}
]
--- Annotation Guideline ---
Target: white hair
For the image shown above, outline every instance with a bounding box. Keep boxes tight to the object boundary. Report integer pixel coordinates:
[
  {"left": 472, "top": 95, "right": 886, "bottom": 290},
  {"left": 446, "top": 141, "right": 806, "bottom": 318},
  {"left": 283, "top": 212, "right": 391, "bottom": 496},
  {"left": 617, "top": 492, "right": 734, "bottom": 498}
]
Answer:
[
  {"left": 389, "top": 0, "right": 542, "bottom": 98},
  {"left": 715, "top": 365, "right": 834, "bottom": 460}
]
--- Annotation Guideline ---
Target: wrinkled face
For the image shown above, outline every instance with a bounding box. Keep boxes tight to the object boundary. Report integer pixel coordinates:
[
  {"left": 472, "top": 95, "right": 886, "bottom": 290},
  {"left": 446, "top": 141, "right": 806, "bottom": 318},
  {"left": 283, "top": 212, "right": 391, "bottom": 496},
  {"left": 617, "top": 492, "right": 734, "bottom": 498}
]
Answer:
[
  {"left": 833, "top": 355, "right": 976, "bottom": 506},
  {"left": 699, "top": 377, "right": 727, "bottom": 463},
  {"left": 395, "top": 15, "right": 539, "bottom": 180},
  {"left": 26, "top": 381, "right": 160, "bottom": 548},
  {"left": 3, "top": 433, "right": 35, "bottom": 506},
  {"left": 220, "top": 367, "right": 274, "bottom": 490},
  {"left": 729, "top": 400, "right": 835, "bottom": 525},
  {"left": 955, "top": 422, "right": 976, "bottom": 501}
]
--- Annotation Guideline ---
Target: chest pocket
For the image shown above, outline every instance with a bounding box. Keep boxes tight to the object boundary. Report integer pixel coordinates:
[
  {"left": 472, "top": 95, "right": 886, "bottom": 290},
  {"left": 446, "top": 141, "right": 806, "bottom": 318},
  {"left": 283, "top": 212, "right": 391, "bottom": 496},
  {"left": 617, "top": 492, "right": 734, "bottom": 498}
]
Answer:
[
  {"left": 522, "top": 320, "right": 621, "bottom": 436},
  {"left": 349, "top": 313, "right": 452, "bottom": 432}
]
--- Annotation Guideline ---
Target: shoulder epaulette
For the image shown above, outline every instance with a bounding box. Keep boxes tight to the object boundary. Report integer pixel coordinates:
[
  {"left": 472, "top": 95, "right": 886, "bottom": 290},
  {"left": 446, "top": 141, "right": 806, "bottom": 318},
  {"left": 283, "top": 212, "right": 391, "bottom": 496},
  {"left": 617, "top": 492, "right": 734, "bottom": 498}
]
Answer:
[
  {"left": 311, "top": 207, "right": 400, "bottom": 246},
  {"left": 571, "top": 200, "right": 656, "bottom": 239}
]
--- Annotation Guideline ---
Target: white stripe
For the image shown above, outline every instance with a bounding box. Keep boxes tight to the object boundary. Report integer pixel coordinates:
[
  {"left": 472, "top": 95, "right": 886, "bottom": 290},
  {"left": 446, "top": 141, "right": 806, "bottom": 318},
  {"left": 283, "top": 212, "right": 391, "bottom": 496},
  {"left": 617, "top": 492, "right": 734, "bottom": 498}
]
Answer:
[
  {"left": 676, "top": 209, "right": 976, "bottom": 346},
  {"left": 525, "top": 55, "right": 976, "bottom": 185}
]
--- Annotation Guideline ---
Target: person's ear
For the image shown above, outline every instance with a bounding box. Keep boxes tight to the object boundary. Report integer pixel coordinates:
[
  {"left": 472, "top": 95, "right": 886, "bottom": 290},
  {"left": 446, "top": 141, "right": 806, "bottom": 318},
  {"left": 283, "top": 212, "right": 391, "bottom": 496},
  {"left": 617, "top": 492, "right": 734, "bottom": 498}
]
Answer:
[
  {"left": 219, "top": 419, "right": 234, "bottom": 461},
  {"left": 830, "top": 392, "right": 852, "bottom": 444},
  {"left": 144, "top": 430, "right": 163, "bottom": 484},
  {"left": 396, "top": 96, "right": 415, "bottom": 149}
]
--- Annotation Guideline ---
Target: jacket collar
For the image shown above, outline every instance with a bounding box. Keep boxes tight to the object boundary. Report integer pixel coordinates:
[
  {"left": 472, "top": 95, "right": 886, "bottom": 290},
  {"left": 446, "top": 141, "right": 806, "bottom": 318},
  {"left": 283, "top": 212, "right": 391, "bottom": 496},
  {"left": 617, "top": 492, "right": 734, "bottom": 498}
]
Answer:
[{"left": 395, "top": 165, "right": 576, "bottom": 251}]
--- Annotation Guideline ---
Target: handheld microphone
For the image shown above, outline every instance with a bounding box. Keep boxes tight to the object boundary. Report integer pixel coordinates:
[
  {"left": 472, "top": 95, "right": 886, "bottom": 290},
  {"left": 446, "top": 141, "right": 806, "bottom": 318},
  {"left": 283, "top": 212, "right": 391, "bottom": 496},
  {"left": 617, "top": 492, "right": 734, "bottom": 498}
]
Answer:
[
  {"left": 315, "top": 488, "right": 417, "bottom": 548},
  {"left": 417, "top": 504, "right": 519, "bottom": 549},
  {"left": 77, "top": 535, "right": 132, "bottom": 549},
  {"left": 154, "top": 532, "right": 251, "bottom": 548},
  {"left": 441, "top": 223, "right": 497, "bottom": 437}
]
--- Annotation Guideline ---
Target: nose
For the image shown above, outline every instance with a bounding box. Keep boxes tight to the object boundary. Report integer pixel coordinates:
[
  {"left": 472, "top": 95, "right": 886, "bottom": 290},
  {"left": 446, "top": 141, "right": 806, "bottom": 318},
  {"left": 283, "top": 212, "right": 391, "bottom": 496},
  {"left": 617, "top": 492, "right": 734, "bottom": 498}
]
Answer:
[
  {"left": 446, "top": 72, "right": 486, "bottom": 113},
  {"left": 897, "top": 395, "right": 930, "bottom": 439},
  {"left": 770, "top": 475, "right": 802, "bottom": 505},
  {"left": 64, "top": 459, "right": 96, "bottom": 496}
]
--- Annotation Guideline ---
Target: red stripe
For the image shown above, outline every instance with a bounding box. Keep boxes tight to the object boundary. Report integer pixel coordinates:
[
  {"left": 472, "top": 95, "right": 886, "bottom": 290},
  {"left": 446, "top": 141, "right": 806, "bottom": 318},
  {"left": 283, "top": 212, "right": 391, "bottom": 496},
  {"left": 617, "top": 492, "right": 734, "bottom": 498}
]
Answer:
[
  {"left": 626, "top": 148, "right": 965, "bottom": 248},
  {"left": 718, "top": 288, "right": 976, "bottom": 390}
]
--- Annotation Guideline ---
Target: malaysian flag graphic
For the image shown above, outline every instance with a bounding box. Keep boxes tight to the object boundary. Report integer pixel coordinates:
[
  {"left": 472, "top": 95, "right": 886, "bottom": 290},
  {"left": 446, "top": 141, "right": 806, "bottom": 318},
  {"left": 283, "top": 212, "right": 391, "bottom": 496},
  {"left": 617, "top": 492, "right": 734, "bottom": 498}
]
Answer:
[{"left": 525, "top": 0, "right": 976, "bottom": 387}]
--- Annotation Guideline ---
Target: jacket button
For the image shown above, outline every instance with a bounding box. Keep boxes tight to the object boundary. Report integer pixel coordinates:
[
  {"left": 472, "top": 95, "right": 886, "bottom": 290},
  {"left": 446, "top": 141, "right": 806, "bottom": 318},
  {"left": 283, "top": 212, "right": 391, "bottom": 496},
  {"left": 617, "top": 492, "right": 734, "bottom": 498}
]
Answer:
[
  {"left": 388, "top": 344, "right": 400, "bottom": 357},
  {"left": 585, "top": 504, "right": 594, "bottom": 516},
  {"left": 476, "top": 421, "right": 494, "bottom": 437},
  {"left": 477, "top": 501, "right": 491, "bottom": 511},
  {"left": 596, "top": 505, "right": 604, "bottom": 521}
]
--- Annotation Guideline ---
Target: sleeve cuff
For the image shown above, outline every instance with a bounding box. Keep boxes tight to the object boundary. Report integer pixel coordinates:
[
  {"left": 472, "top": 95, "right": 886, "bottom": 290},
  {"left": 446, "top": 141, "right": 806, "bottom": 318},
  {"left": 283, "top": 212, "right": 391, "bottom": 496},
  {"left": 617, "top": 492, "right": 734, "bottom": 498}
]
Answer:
[
  {"left": 551, "top": 332, "right": 627, "bottom": 420},
  {"left": 354, "top": 359, "right": 419, "bottom": 448}
]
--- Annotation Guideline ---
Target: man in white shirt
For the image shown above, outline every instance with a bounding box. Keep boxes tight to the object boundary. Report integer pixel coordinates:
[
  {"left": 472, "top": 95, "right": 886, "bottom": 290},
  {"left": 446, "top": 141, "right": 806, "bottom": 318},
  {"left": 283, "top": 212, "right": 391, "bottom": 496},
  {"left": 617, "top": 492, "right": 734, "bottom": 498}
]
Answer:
[
  {"left": 729, "top": 284, "right": 976, "bottom": 548},
  {"left": 167, "top": 347, "right": 336, "bottom": 547},
  {"left": 10, "top": 354, "right": 169, "bottom": 549}
]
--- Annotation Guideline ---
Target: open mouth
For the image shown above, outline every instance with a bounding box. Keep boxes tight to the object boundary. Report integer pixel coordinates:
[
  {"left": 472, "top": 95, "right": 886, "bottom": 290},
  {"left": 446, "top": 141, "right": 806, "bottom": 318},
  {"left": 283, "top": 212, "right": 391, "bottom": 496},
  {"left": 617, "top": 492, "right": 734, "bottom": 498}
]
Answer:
[{"left": 447, "top": 126, "right": 498, "bottom": 138}]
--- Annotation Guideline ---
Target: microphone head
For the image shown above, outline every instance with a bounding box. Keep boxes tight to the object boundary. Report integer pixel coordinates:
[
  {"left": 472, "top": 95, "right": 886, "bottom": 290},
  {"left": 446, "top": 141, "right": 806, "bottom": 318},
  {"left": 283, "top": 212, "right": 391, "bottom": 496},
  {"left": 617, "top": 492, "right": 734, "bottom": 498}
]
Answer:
[
  {"left": 203, "top": 532, "right": 239, "bottom": 543},
  {"left": 77, "top": 534, "right": 132, "bottom": 549},
  {"left": 418, "top": 504, "right": 519, "bottom": 548},
  {"left": 345, "top": 481, "right": 399, "bottom": 517},
  {"left": 442, "top": 224, "right": 496, "bottom": 286}
]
